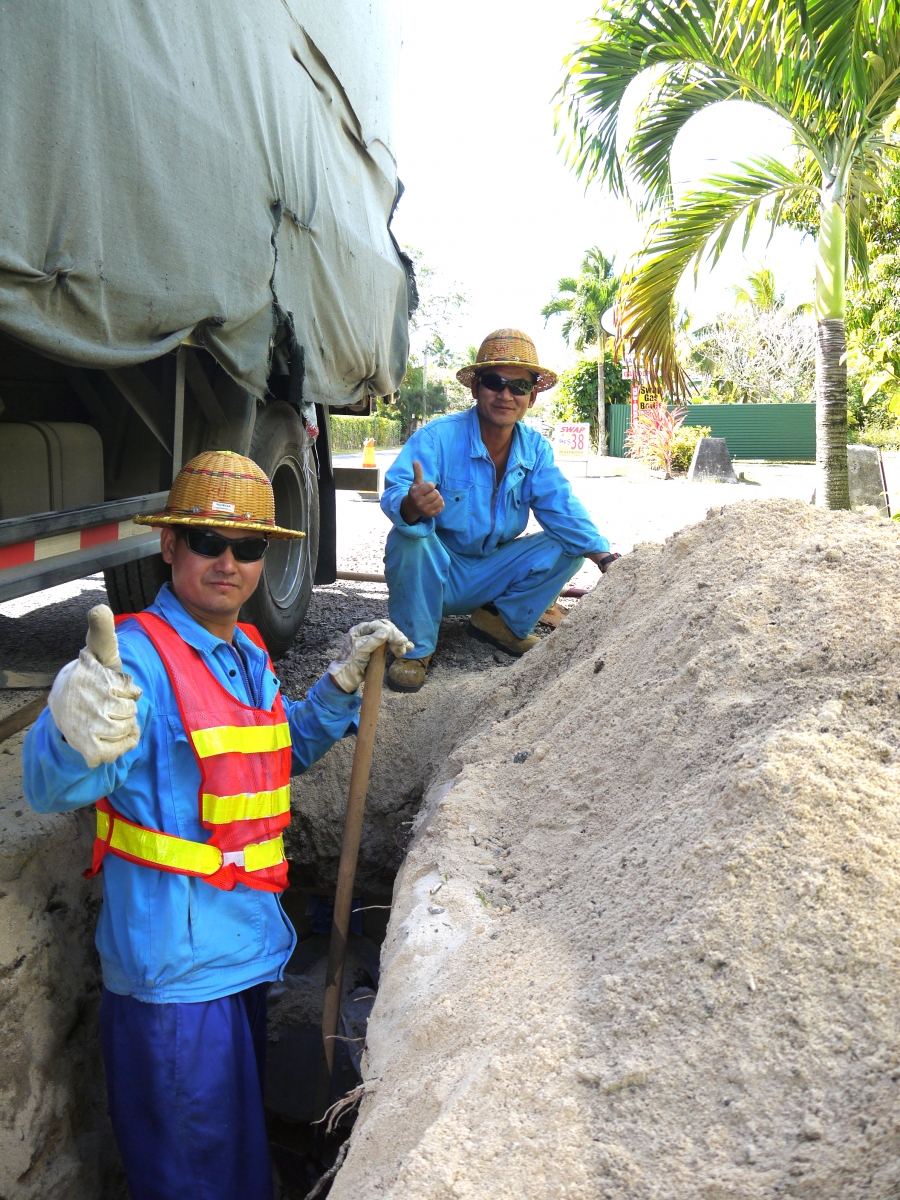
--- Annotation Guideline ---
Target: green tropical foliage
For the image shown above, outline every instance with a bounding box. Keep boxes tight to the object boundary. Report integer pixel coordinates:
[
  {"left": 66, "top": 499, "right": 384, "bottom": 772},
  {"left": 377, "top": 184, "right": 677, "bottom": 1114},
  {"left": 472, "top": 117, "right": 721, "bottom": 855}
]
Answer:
[
  {"left": 552, "top": 354, "right": 628, "bottom": 450},
  {"left": 733, "top": 266, "right": 810, "bottom": 316},
  {"left": 781, "top": 152, "right": 900, "bottom": 430},
  {"left": 557, "top": 0, "right": 900, "bottom": 508},
  {"left": 542, "top": 247, "right": 621, "bottom": 453},
  {"left": 542, "top": 247, "right": 619, "bottom": 350},
  {"left": 688, "top": 269, "right": 815, "bottom": 403},
  {"left": 671, "top": 424, "right": 712, "bottom": 473},
  {"left": 329, "top": 414, "right": 402, "bottom": 452},
  {"left": 378, "top": 361, "right": 451, "bottom": 440}
]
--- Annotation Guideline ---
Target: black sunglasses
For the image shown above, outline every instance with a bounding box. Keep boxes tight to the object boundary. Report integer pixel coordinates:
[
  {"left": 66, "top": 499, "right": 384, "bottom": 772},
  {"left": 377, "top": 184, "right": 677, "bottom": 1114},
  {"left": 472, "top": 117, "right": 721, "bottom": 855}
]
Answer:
[
  {"left": 180, "top": 528, "right": 269, "bottom": 562},
  {"left": 477, "top": 372, "right": 536, "bottom": 396}
]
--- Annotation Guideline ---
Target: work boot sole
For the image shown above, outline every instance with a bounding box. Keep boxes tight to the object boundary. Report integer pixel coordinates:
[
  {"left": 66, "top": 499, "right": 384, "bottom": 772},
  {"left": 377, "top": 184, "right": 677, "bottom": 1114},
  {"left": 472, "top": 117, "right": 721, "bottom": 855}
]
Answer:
[{"left": 466, "top": 621, "right": 532, "bottom": 658}]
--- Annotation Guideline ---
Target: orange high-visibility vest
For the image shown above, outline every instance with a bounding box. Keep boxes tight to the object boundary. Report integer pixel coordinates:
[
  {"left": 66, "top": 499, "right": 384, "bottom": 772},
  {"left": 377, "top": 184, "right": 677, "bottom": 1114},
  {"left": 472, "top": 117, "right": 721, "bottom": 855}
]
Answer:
[{"left": 85, "top": 612, "right": 291, "bottom": 893}]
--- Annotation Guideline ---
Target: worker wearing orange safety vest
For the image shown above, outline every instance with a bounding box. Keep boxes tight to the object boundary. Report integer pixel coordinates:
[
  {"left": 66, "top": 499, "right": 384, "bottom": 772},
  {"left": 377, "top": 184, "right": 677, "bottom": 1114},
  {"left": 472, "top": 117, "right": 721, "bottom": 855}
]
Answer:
[{"left": 22, "top": 451, "right": 412, "bottom": 1200}]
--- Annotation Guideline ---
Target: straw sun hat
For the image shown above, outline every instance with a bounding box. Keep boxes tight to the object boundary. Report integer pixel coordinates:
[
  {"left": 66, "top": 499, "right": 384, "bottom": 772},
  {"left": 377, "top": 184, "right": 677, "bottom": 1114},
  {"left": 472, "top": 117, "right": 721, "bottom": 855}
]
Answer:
[
  {"left": 134, "top": 450, "right": 305, "bottom": 540},
  {"left": 456, "top": 328, "right": 558, "bottom": 393}
]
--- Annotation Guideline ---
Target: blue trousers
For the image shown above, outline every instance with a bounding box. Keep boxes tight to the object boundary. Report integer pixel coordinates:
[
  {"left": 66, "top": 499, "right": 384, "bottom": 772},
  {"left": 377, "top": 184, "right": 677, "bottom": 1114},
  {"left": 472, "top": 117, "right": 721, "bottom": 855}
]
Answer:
[
  {"left": 99, "top": 984, "right": 272, "bottom": 1200},
  {"left": 385, "top": 528, "right": 583, "bottom": 658}
]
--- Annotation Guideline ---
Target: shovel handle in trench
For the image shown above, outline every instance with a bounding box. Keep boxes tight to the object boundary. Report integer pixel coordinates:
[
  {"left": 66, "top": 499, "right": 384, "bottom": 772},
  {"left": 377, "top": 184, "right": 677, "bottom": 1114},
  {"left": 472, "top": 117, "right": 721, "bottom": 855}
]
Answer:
[{"left": 320, "top": 641, "right": 387, "bottom": 1084}]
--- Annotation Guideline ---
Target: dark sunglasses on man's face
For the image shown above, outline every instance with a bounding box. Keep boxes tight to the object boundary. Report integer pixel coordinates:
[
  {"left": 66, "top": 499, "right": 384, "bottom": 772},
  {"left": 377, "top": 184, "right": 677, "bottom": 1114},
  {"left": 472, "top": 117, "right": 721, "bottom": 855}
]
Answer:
[
  {"left": 478, "top": 372, "right": 536, "bottom": 397},
  {"left": 182, "top": 528, "right": 269, "bottom": 562}
]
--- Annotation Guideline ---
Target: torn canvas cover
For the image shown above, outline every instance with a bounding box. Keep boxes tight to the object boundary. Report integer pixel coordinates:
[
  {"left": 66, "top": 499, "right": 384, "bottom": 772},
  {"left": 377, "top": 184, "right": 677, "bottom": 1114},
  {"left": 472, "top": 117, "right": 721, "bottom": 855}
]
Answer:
[{"left": 0, "top": 0, "right": 410, "bottom": 405}]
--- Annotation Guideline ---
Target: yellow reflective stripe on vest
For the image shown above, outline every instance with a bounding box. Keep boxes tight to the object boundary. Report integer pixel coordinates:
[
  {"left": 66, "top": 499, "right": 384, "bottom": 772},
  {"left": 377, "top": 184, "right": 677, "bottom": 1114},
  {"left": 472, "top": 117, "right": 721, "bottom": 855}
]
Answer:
[
  {"left": 191, "top": 723, "right": 291, "bottom": 759},
  {"left": 244, "top": 834, "right": 285, "bottom": 873},
  {"left": 201, "top": 784, "right": 291, "bottom": 824},
  {"left": 99, "top": 810, "right": 221, "bottom": 875},
  {"left": 96, "top": 811, "right": 284, "bottom": 875}
]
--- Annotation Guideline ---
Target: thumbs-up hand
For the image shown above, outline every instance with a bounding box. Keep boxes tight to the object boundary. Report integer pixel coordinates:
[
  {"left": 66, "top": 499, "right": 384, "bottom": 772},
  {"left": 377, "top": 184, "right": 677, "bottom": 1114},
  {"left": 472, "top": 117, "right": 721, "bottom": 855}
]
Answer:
[
  {"left": 48, "top": 604, "right": 142, "bottom": 768},
  {"left": 86, "top": 604, "right": 123, "bottom": 671},
  {"left": 400, "top": 460, "right": 445, "bottom": 524}
]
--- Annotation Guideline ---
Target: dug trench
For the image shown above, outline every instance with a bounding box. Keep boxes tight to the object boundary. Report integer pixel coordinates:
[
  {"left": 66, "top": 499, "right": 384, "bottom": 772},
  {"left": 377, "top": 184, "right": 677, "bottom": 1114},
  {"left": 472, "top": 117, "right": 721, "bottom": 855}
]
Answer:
[{"left": 4, "top": 497, "right": 900, "bottom": 1199}]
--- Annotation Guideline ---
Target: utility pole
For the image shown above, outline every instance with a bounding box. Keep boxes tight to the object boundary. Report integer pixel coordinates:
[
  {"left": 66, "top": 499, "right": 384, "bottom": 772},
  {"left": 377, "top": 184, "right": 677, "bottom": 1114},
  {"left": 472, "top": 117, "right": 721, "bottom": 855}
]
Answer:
[
  {"left": 599, "top": 305, "right": 619, "bottom": 459},
  {"left": 596, "top": 332, "right": 607, "bottom": 456}
]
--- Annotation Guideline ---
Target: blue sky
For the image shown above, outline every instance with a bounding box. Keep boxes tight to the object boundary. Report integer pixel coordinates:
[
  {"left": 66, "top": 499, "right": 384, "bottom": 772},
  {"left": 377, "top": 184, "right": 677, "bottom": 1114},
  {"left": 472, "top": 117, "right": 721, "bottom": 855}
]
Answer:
[{"left": 390, "top": 0, "right": 817, "bottom": 367}]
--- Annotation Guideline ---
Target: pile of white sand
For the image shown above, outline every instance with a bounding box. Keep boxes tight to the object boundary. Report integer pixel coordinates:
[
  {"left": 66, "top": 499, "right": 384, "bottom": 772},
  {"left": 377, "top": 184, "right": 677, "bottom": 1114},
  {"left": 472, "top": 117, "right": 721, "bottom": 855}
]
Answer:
[{"left": 331, "top": 498, "right": 900, "bottom": 1200}]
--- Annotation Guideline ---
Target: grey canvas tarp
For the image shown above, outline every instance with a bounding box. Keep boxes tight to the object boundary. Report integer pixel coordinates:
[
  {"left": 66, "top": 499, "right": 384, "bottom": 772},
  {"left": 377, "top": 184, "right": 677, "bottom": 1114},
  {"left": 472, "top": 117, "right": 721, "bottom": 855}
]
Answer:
[{"left": 0, "top": 0, "right": 410, "bottom": 404}]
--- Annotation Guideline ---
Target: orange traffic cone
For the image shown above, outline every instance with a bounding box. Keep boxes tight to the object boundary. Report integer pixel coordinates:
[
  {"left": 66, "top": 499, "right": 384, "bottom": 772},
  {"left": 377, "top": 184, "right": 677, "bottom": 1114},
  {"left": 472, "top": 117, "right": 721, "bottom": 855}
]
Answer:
[{"left": 361, "top": 438, "right": 376, "bottom": 468}]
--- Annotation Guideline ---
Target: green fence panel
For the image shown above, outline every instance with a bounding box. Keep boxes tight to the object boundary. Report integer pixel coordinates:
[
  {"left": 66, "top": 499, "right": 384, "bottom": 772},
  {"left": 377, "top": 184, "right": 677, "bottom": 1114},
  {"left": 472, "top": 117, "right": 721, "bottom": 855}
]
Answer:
[
  {"left": 607, "top": 403, "right": 815, "bottom": 461},
  {"left": 607, "top": 404, "right": 631, "bottom": 458}
]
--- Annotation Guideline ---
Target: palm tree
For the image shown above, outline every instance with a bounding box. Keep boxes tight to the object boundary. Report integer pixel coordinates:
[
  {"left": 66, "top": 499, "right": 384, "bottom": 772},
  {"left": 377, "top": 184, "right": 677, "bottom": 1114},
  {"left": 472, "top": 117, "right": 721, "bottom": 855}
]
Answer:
[
  {"left": 733, "top": 267, "right": 783, "bottom": 313},
  {"left": 558, "top": 0, "right": 900, "bottom": 508},
  {"left": 542, "top": 247, "right": 619, "bottom": 454},
  {"left": 733, "top": 266, "right": 812, "bottom": 317}
]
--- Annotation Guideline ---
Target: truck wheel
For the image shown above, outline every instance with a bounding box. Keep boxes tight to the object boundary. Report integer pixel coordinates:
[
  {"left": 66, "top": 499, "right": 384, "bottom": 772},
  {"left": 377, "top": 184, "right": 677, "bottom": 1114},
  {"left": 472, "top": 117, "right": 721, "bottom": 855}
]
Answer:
[
  {"left": 104, "top": 554, "right": 172, "bottom": 615},
  {"left": 241, "top": 401, "right": 319, "bottom": 658}
]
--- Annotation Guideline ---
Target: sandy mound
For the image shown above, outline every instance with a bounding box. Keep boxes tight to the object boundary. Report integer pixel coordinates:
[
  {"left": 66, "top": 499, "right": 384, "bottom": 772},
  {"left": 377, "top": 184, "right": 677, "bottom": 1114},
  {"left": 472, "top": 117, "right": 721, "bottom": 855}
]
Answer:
[{"left": 332, "top": 498, "right": 900, "bottom": 1200}]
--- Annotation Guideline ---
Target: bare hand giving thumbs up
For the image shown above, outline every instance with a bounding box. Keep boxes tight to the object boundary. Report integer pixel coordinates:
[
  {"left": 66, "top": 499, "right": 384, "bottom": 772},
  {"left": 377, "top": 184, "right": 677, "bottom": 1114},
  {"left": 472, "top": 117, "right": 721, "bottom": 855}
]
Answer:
[{"left": 399, "top": 460, "right": 445, "bottom": 524}]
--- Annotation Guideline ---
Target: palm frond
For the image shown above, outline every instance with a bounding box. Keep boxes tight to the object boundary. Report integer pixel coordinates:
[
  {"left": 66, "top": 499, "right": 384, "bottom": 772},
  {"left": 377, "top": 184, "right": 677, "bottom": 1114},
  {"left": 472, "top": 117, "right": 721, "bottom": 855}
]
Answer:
[
  {"left": 540, "top": 297, "right": 575, "bottom": 321},
  {"left": 558, "top": 0, "right": 836, "bottom": 202},
  {"left": 617, "top": 156, "right": 815, "bottom": 395}
]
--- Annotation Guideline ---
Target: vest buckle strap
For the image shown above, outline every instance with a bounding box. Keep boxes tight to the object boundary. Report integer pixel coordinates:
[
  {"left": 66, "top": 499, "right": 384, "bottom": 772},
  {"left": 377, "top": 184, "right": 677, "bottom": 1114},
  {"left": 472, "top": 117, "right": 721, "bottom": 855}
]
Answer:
[
  {"left": 221, "top": 835, "right": 285, "bottom": 872},
  {"left": 87, "top": 803, "right": 285, "bottom": 882}
]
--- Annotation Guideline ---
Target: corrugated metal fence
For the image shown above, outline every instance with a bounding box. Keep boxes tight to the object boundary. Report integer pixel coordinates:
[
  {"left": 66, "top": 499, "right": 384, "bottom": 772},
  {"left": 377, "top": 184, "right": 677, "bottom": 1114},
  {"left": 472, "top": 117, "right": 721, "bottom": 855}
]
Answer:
[{"left": 607, "top": 403, "right": 816, "bottom": 461}]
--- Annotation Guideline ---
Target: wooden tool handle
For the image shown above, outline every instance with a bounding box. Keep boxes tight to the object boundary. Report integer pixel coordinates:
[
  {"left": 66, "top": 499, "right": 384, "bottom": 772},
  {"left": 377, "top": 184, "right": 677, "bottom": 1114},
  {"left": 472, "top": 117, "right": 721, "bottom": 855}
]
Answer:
[{"left": 320, "top": 641, "right": 387, "bottom": 1074}]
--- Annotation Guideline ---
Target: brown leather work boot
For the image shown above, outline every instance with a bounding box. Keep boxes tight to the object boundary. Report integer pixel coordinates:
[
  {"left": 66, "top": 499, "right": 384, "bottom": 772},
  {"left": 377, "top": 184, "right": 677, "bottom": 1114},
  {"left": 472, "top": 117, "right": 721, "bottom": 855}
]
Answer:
[
  {"left": 387, "top": 654, "right": 433, "bottom": 693},
  {"left": 467, "top": 606, "right": 540, "bottom": 657}
]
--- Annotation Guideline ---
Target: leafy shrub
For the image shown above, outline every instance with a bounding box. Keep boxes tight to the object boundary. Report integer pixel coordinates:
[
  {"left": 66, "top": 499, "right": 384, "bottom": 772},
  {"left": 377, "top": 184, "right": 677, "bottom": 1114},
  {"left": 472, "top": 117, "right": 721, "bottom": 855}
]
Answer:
[
  {"left": 551, "top": 355, "right": 628, "bottom": 451},
  {"left": 670, "top": 425, "right": 712, "bottom": 473},
  {"left": 625, "top": 404, "right": 687, "bottom": 477},
  {"left": 329, "top": 414, "right": 402, "bottom": 452},
  {"left": 849, "top": 421, "right": 900, "bottom": 451}
]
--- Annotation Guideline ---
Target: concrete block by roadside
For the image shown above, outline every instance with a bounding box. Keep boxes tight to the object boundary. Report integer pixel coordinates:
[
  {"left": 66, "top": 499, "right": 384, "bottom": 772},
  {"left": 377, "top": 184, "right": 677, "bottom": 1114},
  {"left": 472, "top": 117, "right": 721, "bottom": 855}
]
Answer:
[
  {"left": 687, "top": 437, "right": 738, "bottom": 484},
  {"left": 847, "top": 444, "right": 890, "bottom": 516}
]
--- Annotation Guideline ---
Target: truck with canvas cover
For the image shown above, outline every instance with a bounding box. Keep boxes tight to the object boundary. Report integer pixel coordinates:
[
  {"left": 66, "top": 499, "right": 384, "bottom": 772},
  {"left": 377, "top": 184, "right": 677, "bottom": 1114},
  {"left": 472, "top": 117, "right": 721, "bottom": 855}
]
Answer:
[{"left": 0, "top": 0, "right": 411, "bottom": 654}]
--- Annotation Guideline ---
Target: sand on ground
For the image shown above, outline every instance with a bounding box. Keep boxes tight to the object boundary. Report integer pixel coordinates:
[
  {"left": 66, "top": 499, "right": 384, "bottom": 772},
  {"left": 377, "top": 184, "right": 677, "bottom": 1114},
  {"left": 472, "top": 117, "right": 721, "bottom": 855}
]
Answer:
[{"left": 332, "top": 498, "right": 900, "bottom": 1200}]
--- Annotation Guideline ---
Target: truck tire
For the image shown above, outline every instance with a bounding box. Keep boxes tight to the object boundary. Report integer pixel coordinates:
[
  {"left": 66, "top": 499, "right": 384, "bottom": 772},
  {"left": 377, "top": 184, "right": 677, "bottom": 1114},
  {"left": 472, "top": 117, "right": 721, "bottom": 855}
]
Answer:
[
  {"left": 104, "top": 554, "right": 172, "bottom": 615},
  {"left": 241, "top": 401, "right": 319, "bottom": 657}
]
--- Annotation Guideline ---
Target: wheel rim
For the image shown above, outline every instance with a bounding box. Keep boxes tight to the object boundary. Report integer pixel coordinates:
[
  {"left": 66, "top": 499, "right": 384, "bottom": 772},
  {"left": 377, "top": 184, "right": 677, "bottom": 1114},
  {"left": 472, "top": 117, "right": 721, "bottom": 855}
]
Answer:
[{"left": 265, "top": 455, "right": 310, "bottom": 608}]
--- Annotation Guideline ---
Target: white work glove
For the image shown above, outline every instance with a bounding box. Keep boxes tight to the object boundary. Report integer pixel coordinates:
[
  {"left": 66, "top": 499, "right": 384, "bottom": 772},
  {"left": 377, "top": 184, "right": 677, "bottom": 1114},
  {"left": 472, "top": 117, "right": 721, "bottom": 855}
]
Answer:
[
  {"left": 327, "top": 619, "right": 414, "bottom": 693},
  {"left": 48, "top": 604, "right": 142, "bottom": 768}
]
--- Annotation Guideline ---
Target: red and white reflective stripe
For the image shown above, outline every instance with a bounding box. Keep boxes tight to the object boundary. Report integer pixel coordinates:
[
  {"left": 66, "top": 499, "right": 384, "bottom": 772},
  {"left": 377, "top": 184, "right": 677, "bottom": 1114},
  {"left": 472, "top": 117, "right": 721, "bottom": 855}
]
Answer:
[{"left": 0, "top": 521, "right": 152, "bottom": 571}]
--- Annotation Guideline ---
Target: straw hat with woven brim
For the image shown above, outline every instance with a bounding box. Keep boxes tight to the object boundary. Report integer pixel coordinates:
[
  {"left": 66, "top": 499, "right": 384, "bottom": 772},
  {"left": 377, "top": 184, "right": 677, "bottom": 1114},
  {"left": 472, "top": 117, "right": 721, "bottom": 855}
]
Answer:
[
  {"left": 456, "top": 328, "right": 558, "bottom": 393},
  {"left": 134, "top": 450, "right": 305, "bottom": 539}
]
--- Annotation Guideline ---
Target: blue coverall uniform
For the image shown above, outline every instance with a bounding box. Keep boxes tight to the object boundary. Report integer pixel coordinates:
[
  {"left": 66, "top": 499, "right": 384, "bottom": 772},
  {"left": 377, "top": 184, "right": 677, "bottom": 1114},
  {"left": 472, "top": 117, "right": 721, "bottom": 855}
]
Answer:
[
  {"left": 22, "top": 583, "right": 361, "bottom": 1200},
  {"left": 381, "top": 406, "right": 610, "bottom": 657}
]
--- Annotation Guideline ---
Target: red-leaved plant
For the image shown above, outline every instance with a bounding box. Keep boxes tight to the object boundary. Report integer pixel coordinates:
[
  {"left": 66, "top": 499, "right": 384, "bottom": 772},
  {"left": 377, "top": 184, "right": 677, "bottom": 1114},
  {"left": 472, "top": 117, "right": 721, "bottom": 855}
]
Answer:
[{"left": 624, "top": 403, "right": 686, "bottom": 478}]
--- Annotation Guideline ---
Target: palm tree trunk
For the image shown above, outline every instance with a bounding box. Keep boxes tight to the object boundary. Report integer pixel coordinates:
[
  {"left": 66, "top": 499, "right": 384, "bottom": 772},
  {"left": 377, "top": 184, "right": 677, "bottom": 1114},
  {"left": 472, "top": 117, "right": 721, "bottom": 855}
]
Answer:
[
  {"left": 596, "top": 332, "right": 607, "bottom": 456},
  {"left": 814, "top": 185, "right": 849, "bottom": 509}
]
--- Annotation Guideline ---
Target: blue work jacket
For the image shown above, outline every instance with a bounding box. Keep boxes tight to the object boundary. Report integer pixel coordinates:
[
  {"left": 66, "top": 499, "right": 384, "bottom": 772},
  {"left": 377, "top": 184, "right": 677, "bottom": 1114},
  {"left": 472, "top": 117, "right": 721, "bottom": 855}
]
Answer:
[
  {"left": 22, "top": 584, "right": 361, "bottom": 1004},
  {"left": 381, "top": 407, "right": 609, "bottom": 557}
]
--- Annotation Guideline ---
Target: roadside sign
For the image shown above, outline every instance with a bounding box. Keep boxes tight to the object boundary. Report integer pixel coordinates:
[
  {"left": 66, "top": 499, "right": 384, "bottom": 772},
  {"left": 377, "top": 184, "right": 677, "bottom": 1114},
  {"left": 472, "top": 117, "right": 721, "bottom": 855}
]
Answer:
[
  {"left": 630, "top": 383, "right": 641, "bottom": 424},
  {"left": 554, "top": 422, "right": 590, "bottom": 460}
]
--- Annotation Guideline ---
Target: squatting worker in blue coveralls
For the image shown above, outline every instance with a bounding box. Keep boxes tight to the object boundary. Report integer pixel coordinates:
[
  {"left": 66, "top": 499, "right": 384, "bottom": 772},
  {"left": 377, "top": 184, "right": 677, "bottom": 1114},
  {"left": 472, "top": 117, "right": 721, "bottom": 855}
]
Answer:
[
  {"left": 21, "top": 450, "right": 412, "bottom": 1200},
  {"left": 381, "top": 328, "right": 619, "bottom": 692}
]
